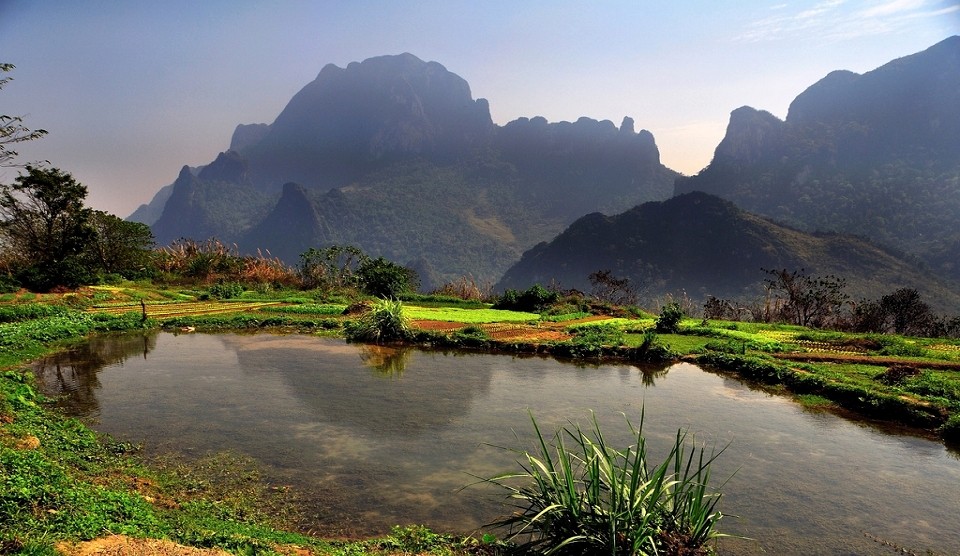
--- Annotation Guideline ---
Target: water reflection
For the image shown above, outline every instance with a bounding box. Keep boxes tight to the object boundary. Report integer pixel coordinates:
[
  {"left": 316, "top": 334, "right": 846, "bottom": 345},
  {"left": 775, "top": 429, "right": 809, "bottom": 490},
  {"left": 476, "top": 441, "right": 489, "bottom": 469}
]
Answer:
[
  {"left": 358, "top": 344, "right": 413, "bottom": 377},
  {"left": 33, "top": 332, "right": 157, "bottom": 418},
  {"left": 32, "top": 332, "right": 960, "bottom": 554}
]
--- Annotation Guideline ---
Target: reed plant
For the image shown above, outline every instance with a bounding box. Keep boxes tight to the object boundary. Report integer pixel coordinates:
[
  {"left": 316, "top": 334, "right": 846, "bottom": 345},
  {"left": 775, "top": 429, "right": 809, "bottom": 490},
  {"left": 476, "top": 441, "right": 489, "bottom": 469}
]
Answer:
[
  {"left": 344, "top": 298, "right": 410, "bottom": 343},
  {"left": 482, "top": 412, "right": 728, "bottom": 555}
]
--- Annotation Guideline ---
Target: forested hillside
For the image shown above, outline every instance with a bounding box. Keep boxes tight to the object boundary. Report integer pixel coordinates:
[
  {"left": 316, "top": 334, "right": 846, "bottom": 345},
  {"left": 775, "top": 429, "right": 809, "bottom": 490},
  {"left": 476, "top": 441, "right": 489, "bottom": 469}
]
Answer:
[
  {"left": 137, "top": 53, "right": 677, "bottom": 286},
  {"left": 498, "top": 192, "right": 960, "bottom": 314},
  {"left": 675, "top": 36, "right": 960, "bottom": 281}
]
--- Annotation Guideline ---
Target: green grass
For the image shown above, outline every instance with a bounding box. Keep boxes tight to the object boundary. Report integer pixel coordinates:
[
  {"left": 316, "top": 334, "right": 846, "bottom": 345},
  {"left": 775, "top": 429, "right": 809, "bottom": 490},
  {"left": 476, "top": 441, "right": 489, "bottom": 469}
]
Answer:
[
  {"left": 563, "top": 317, "right": 631, "bottom": 328},
  {"left": 795, "top": 394, "right": 835, "bottom": 409},
  {"left": 403, "top": 305, "right": 539, "bottom": 323},
  {"left": 256, "top": 303, "right": 347, "bottom": 315},
  {"left": 643, "top": 333, "right": 714, "bottom": 355},
  {"left": 541, "top": 311, "right": 591, "bottom": 322}
]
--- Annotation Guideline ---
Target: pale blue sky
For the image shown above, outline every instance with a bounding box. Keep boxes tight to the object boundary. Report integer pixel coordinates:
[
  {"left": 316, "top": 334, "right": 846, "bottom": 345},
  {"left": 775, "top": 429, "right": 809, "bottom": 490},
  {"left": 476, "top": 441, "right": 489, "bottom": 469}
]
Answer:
[{"left": 1, "top": 0, "right": 957, "bottom": 216}]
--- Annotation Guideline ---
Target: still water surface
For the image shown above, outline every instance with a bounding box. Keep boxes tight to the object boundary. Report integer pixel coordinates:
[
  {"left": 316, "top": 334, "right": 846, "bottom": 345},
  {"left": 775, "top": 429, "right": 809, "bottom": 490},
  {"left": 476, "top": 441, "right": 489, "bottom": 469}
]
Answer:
[{"left": 34, "top": 332, "right": 960, "bottom": 554}]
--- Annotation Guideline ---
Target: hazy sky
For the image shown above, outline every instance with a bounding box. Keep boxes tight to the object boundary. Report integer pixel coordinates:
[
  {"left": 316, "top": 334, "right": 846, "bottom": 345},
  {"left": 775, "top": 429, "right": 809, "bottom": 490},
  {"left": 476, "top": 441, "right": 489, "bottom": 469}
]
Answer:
[{"left": 1, "top": 1, "right": 957, "bottom": 217}]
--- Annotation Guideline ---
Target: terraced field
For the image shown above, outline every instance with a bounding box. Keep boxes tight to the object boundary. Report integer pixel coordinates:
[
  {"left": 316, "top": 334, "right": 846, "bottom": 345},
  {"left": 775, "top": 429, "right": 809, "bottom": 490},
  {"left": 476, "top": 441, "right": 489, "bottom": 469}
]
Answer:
[{"left": 90, "top": 301, "right": 282, "bottom": 319}]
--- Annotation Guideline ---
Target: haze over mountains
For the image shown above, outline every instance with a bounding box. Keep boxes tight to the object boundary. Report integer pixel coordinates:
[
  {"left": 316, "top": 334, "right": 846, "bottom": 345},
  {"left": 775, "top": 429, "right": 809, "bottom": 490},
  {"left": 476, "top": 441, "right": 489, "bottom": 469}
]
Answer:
[
  {"left": 134, "top": 53, "right": 676, "bottom": 288},
  {"left": 675, "top": 36, "right": 960, "bottom": 282},
  {"left": 133, "top": 38, "right": 960, "bottom": 308}
]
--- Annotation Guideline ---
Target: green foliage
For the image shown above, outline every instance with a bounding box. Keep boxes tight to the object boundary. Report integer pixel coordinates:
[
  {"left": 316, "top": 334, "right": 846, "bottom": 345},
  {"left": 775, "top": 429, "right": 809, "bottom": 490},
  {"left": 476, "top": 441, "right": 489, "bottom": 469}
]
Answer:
[
  {"left": 404, "top": 305, "right": 538, "bottom": 324},
  {"left": 344, "top": 298, "right": 411, "bottom": 343},
  {"left": 655, "top": 302, "right": 684, "bottom": 333},
  {"left": 1, "top": 63, "right": 48, "bottom": 166},
  {"left": 357, "top": 256, "right": 417, "bottom": 298},
  {"left": 493, "top": 284, "right": 559, "bottom": 313},
  {"left": 298, "top": 245, "right": 367, "bottom": 292},
  {"left": 84, "top": 210, "right": 155, "bottom": 279},
  {"left": 0, "top": 303, "right": 70, "bottom": 323},
  {"left": 207, "top": 281, "right": 245, "bottom": 300},
  {"left": 942, "top": 414, "right": 960, "bottom": 444},
  {"left": 871, "top": 335, "right": 928, "bottom": 358},
  {"left": 399, "top": 292, "right": 488, "bottom": 309},
  {"left": 378, "top": 525, "right": 451, "bottom": 553},
  {"left": 481, "top": 412, "right": 727, "bottom": 555},
  {"left": 0, "top": 166, "right": 94, "bottom": 291},
  {"left": 257, "top": 303, "right": 346, "bottom": 315}
]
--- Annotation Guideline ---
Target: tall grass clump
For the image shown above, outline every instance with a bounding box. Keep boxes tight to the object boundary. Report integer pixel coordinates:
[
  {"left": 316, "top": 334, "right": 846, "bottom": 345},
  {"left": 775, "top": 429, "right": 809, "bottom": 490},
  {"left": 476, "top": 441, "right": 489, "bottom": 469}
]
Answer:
[
  {"left": 482, "top": 412, "right": 729, "bottom": 555},
  {"left": 344, "top": 298, "right": 410, "bottom": 343}
]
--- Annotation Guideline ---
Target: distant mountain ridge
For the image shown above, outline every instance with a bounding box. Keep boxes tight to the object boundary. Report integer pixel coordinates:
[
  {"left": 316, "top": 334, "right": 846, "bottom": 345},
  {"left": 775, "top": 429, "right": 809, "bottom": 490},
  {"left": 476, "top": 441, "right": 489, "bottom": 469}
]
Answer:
[
  {"left": 136, "top": 52, "right": 677, "bottom": 285},
  {"left": 497, "top": 192, "right": 960, "bottom": 313},
  {"left": 675, "top": 35, "right": 960, "bottom": 281}
]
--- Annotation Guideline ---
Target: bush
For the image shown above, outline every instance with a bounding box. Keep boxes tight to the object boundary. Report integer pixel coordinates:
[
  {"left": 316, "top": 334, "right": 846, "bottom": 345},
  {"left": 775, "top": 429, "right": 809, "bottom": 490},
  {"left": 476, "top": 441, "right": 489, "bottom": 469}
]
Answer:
[
  {"left": 357, "top": 257, "right": 417, "bottom": 299},
  {"left": 942, "top": 414, "right": 960, "bottom": 444},
  {"left": 208, "top": 281, "right": 244, "bottom": 300},
  {"left": 481, "top": 413, "right": 727, "bottom": 555},
  {"left": 656, "top": 302, "right": 684, "bottom": 333},
  {"left": 493, "top": 284, "right": 559, "bottom": 313},
  {"left": 0, "top": 274, "right": 20, "bottom": 293},
  {"left": 344, "top": 298, "right": 410, "bottom": 343}
]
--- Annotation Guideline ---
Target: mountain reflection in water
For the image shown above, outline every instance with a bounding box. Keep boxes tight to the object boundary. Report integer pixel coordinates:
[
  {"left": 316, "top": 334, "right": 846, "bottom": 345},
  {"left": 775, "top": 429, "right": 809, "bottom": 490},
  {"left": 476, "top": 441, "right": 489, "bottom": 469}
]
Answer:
[{"left": 33, "top": 332, "right": 960, "bottom": 554}]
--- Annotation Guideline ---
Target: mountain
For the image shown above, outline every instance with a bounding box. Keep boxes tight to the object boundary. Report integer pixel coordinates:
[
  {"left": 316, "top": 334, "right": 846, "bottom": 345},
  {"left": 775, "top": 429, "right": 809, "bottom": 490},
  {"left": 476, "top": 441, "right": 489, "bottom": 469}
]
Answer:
[
  {"left": 142, "top": 53, "right": 677, "bottom": 283},
  {"left": 497, "top": 192, "right": 960, "bottom": 313},
  {"left": 675, "top": 36, "right": 960, "bottom": 281}
]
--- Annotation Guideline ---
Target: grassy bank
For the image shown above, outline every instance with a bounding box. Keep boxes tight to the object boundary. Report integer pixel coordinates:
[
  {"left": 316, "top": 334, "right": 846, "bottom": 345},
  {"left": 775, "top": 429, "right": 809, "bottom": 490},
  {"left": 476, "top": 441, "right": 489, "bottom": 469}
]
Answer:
[
  {"left": 2, "top": 285, "right": 960, "bottom": 553},
  {"left": 0, "top": 300, "right": 499, "bottom": 554}
]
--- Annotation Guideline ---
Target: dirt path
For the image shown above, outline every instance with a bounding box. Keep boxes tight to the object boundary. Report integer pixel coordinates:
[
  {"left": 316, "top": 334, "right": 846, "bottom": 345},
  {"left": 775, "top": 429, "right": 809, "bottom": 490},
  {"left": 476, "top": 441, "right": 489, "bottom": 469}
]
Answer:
[
  {"left": 56, "top": 536, "right": 233, "bottom": 556},
  {"left": 56, "top": 536, "right": 315, "bottom": 556}
]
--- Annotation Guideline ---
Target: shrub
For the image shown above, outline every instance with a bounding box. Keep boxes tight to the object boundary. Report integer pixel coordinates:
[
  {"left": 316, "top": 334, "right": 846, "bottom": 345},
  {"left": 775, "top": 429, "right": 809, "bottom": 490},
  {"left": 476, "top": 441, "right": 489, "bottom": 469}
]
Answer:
[
  {"left": 942, "top": 414, "right": 960, "bottom": 444},
  {"left": 357, "top": 256, "right": 417, "bottom": 299},
  {"left": 656, "top": 302, "right": 684, "bottom": 333},
  {"left": 208, "top": 281, "right": 244, "bottom": 300},
  {"left": 493, "top": 284, "right": 559, "bottom": 313},
  {"left": 344, "top": 298, "right": 410, "bottom": 343},
  {"left": 0, "top": 274, "right": 21, "bottom": 293},
  {"left": 481, "top": 413, "right": 727, "bottom": 555}
]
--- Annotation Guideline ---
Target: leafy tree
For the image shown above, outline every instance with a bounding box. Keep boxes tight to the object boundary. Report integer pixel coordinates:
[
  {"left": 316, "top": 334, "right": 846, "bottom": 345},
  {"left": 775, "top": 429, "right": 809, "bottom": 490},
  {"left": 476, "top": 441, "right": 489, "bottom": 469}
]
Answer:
[
  {"left": 881, "top": 288, "right": 934, "bottom": 336},
  {"left": 357, "top": 256, "right": 418, "bottom": 298},
  {"left": 86, "top": 211, "right": 155, "bottom": 278},
  {"left": 493, "top": 284, "right": 559, "bottom": 313},
  {"left": 763, "top": 268, "right": 849, "bottom": 328},
  {"left": 0, "top": 165, "right": 93, "bottom": 289},
  {"left": 1, "top": 63, "right": 47, "bottom": 166},
  {"left": 298, "top": 245, "right": 368, "bottom": 291},
  {"left": 853, "top": 288, "right": 935, "bottom": 336}
]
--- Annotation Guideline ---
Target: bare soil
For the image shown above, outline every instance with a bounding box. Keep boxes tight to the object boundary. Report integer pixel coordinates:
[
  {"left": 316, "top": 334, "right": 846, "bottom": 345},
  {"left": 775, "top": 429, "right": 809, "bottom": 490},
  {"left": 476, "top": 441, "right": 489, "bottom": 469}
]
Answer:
[{"left": 55, "top": 536, "right": 233, "bottom": 556}]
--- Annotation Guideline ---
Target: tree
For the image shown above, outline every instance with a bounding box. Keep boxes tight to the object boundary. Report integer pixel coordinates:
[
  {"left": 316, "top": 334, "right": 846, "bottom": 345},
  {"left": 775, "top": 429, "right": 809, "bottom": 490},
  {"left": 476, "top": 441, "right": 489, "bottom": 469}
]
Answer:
[
  {"left": 588, "top": 269, "right": 638, "bottom": 306},
  {"left": 881, "top": 288, "right": 934, "bottom": 336},
  {"left": 86, "top": 211, "right": 155, "bottom": 277},
  {"left": 298, "top": 245, "right": 368, "bottom": 292},
  {"left": 853, "top": 288, "right": 935, "bottom": 335},
  {"left": 0, "top": 165, "right": 93, "bottom": 289},
  {"left": 1, "top": 63, "right": 47, "bottom": 166},
  {"left": 764, "top": 268, "right": 849, "bottom": 328},
  {"left": 357, "top": 256, "right": 418, "bottom": 298}
]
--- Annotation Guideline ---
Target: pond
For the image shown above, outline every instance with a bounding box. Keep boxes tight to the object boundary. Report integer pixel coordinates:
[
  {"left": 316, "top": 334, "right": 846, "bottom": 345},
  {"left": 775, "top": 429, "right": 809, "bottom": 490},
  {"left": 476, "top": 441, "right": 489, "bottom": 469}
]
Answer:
[{"left": 34, "top": 332, "right": 960, "bottom": 554}]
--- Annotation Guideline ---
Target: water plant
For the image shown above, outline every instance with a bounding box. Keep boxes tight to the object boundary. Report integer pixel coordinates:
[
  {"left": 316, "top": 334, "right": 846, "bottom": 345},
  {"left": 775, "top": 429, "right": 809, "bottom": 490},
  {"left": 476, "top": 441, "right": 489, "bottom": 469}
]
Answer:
[
  {"left": 344, "top": 298, "right": 410, "bottom": 343},
  {"left": 481, "top": 412, "right": 728, "bottom": 555}
]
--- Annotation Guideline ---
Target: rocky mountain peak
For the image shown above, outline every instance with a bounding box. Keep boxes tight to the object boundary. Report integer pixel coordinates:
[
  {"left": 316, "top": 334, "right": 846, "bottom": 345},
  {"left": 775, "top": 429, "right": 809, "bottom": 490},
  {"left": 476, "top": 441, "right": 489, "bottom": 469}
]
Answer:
[
  {"left": 711, "top": 106, "right": 785, "bottom": 165},
  {"left": 198, "top": 150, "right": 248, "bottom": 183}
]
